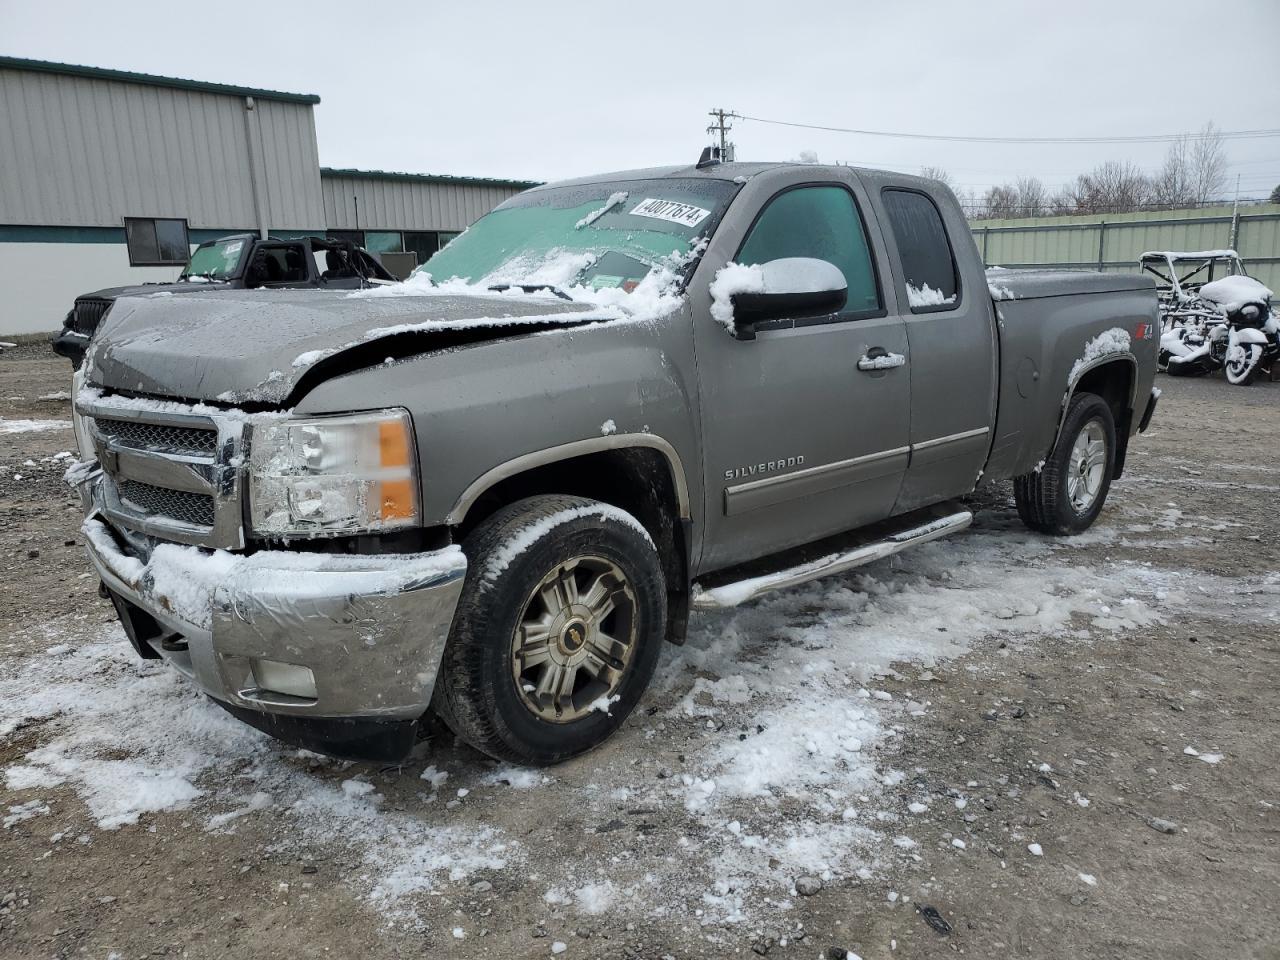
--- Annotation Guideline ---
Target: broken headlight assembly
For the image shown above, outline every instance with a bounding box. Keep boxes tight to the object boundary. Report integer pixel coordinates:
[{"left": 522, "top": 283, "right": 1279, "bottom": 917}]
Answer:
[{"left": 248, "top": 410, "right": 419, "bottom": 536}]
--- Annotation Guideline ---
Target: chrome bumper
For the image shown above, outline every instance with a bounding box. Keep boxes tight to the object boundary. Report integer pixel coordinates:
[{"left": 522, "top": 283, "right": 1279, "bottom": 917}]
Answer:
[{"left": 75, "top": 467, "right": 466, "bottom": 722}]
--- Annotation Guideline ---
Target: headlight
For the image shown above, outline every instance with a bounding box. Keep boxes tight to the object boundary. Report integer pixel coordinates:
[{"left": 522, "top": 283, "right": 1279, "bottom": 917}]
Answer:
[{"left": 248, "top": 409, "right": 419, "bottom": 536}]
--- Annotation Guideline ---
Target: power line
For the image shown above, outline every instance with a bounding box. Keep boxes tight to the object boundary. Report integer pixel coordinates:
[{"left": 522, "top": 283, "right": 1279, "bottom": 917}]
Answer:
[{"left": 730, "top": 112, "right": 1280, "bottom": 145}]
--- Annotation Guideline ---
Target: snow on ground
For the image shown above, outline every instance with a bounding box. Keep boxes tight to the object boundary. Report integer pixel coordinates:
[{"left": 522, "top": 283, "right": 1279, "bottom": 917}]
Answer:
[
  {"left": 0, "top": 417, "right": 72, "bottom": 434},
  {"left": 2, "top": 510, "right": 1275, "bottom": 928}
]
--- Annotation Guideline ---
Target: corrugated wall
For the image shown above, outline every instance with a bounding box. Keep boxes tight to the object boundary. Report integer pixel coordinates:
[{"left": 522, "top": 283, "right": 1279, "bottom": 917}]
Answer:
[
  {"left": 0, "top": 66, "right": 324, "bottom": 230},
  {"left": 320, "top": 173, "right": 527, "bottom": 232},
  {"left": 972, "top": 204, "right": 1280, "bottom": 289}
]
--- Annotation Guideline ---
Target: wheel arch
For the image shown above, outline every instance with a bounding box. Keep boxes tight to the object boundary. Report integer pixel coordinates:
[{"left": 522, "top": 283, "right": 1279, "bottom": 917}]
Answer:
[
  {"left": 1058, "top": 354, "right": 1137, "bottom": 478},
  {"left": 445, "top": 436, "right": 693, "bottom": 643}
]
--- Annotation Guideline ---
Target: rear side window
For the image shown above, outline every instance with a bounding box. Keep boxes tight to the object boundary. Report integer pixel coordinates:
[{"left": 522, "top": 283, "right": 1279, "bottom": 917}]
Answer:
[
  {"left": 737, "top": 185, "right": 881, "bottom": 316},
  {"left": 881, "top": 189, "right": 959, "bottom": 312}
]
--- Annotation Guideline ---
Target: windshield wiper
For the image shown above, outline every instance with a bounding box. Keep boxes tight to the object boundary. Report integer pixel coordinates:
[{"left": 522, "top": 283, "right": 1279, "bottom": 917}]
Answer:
[{"left": 487, "top": 283, "right": 573, "bottom": 301}]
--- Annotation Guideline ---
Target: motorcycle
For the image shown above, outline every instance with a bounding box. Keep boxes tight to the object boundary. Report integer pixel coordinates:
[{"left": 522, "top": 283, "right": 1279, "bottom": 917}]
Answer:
[{"left": 1159, "top": 275, "right": 1278, "bottom": 386}]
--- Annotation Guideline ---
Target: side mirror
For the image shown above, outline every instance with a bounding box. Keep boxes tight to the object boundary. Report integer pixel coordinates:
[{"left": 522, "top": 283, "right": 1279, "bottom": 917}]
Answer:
[{"left": 726, "top": 258, "right": 847, "bottom": 339}]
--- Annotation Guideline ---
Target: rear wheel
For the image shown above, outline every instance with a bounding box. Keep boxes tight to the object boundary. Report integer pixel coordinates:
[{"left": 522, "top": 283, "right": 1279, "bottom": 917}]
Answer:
[
  {"left": 1014, "top": 392, "right": 1116, "bottom": 536},
  {"left": 432, "top": 495, "right": 666, "bottom": 764},
  {"left": 1224, "top": 342, "right": 1263, "bottom": 386}
]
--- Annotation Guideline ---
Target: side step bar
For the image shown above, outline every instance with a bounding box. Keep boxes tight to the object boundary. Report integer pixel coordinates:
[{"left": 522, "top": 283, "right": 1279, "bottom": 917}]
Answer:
[{"left": 690, "top": 509, "right": 973, "bottom": 610}]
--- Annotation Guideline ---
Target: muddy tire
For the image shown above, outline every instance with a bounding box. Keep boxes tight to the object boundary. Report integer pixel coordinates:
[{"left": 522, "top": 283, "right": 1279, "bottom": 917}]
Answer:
[
  {"left": 431, "top": 495, "right": 666, "bottom": 765},
  {"left": 1014, "top": 392, "right": 1116, "bottom": 536}
]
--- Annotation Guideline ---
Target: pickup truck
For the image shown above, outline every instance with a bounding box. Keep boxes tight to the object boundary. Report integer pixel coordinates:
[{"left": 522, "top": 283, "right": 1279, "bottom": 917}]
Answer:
[
  {"left": 67, "top": 159, "right": 1160, "bottom": 765},
  {"left": 52, "top": 233, "right": 393, "bottom": 367}
]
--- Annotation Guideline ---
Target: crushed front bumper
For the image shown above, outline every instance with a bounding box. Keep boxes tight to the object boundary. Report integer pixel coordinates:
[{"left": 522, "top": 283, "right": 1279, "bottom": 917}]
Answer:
[{"left": 73, "top": 466, "right": 467, "bottom": 760}]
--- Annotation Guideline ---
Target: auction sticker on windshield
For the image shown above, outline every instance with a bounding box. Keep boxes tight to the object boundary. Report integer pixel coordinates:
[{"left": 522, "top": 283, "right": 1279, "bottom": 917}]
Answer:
[{"left": 629, "top": 198, "right": 711, "bottom": 228}]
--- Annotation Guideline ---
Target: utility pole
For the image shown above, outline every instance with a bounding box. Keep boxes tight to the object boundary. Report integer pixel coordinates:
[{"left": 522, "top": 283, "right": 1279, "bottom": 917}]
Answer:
[{"left": 707, "top": 108, "right": 735, "bottom": 161}]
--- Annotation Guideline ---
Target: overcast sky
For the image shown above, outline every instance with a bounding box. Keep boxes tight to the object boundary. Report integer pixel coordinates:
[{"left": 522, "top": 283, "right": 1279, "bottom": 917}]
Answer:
[{"left": 5, "top": 0, "right": 1279, "bottom": 199}]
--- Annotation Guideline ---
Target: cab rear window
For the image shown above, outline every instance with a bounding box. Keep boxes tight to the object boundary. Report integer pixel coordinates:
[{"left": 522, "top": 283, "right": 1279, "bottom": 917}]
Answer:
[{"left": 882, "top": 189, "right": 960, "bottom": 312}]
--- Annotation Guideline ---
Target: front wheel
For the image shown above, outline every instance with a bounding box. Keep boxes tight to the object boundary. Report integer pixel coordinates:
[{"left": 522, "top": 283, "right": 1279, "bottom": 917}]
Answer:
[
  {"left": 1013, "top": 392, "right": 1116, "bottom": 536},
  {"left": 432, "top": 495, "right": 667, "bottom": 765},
  {"left": 1224, "top": 342, "right": 1263, "bottom": 386}
]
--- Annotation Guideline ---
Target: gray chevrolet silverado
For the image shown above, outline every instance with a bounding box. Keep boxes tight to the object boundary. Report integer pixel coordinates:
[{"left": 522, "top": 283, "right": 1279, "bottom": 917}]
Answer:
[{"left": 68, "top": 159, "right": 1160, "bottom": 764}]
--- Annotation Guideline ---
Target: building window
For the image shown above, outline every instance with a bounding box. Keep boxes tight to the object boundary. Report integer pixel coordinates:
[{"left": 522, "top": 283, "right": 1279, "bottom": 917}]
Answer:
[
  {"left": 403, "top": 231, "right": 439, "bottom": 267},
  {"left": 363, "top": 231, "right": 404, "bottom": 255},
  {"left": 124, "top": 218, "right": 190, "bottom": 266},
  {"left": 326, "top": 230, "right": 365, "bottom": 247}
]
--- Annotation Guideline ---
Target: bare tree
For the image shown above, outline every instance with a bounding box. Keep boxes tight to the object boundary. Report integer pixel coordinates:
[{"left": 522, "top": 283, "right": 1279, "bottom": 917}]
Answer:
[
  {"left": 1188, "top": 122, "right": 1227, "bottom": 204},
  {"left": 974, "top": 183, "right": 1020, "bottom": 219},
  {"left": 1063, "top": 161, "right": 1152, "bottom": 214},
  {"left": 1015, "top": 177, "right": 1048, "bottom": 217},
  {"left": 1151, "top": 135, "right": 1195, "bottom": 208}
]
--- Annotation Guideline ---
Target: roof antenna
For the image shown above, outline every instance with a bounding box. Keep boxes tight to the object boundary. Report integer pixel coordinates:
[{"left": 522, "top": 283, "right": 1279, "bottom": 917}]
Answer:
[{"left": 697, "top": 146, "right": 724, "bottom": 169}]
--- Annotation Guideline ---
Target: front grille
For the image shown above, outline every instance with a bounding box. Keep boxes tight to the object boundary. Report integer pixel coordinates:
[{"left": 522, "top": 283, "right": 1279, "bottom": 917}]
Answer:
[
  {"left": 118, "top": 479, "right": 215, "bottom": 527},
  {"left": 94, "top": 417, "right": 218, "bottom": 456},
  {"left": 72, "top": 298, "right": 113, "bottom": 335}
]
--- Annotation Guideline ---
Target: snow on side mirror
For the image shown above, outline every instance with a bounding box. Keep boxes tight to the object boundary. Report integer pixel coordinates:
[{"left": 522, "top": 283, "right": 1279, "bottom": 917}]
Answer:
[{"left": 710, "top": 258, "right": 848, "bottom": 340}]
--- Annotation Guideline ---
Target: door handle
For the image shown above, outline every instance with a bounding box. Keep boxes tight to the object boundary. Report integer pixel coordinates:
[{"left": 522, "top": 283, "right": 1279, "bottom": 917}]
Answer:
[{"left": 858, "top": 348, "right": 906, "bottom": 371}]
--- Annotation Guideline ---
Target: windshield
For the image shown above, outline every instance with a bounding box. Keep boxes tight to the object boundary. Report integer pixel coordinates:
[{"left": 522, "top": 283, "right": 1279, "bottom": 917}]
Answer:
[
  {"left": 418, "top": 178, "right": 740, "bottom": 293},
  {"left": 181, "top": 237, "right": 249, "bottom": 280}
]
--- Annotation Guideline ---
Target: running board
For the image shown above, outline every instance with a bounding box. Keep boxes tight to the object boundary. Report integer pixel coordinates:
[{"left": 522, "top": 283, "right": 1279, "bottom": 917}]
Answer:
[{"left": 690, "top": 509, "right": 973, "bottom": 610}]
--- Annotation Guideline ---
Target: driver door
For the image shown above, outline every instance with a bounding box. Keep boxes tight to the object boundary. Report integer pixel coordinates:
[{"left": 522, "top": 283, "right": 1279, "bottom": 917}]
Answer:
[{"left": 692, "top": 176, "right": 911, "bottom": 571}]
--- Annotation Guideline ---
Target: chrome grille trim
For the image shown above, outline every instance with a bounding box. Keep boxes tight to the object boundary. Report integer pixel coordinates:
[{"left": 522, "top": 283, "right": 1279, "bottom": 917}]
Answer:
[
  {"left": 118, "top": 479, "right": 216, "bottom": 526},
  {"left": 77, "top": 395, "right": 247, "bottom": 549},
  {"left": 93, "top": 417, "right": 218, "bottom": 456}
]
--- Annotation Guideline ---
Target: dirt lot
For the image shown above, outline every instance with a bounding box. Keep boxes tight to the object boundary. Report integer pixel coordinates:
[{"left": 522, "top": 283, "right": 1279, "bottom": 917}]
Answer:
[{"left": 1, "top": 341, "right": 1277, "bottom": 960}]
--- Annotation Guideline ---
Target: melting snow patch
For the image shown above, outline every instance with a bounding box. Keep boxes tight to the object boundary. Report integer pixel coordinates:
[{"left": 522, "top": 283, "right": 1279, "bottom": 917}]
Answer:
[
  {"left": 4, "top": 799, "right": 51, "bottom": 828},
  {"left": 5, "top": 509, "right": 1266, "bottom": 927},
  {"left": 0, "top": 629, "right": 515, "bottom": 920},
  {"left": 0, "top": 418, "right": 72, "bottom": 434}
]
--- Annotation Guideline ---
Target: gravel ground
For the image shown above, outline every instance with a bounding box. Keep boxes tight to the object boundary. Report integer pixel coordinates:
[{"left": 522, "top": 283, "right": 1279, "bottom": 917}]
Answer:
[{"left": 1, "top": 341, "right": 1277, "bottom": 960}]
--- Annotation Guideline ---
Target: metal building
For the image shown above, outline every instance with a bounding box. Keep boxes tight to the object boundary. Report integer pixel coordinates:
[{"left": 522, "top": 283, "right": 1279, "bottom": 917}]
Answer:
[{"left": 0, "top": 56, "right": 537, "bottom": 337}]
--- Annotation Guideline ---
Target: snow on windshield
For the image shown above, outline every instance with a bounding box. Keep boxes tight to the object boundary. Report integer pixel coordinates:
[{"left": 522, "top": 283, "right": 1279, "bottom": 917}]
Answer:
[{"left": 574, "top": 191, "right": 628, "bottom": 230}]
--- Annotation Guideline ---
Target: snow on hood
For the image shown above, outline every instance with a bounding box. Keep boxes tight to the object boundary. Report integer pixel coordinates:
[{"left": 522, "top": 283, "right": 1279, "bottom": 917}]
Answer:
[
  {"left": 83, "top": 248, "right": 695, "bottom": 407},
  {"left": 1198, "top": 275, "right": 1273, "bottom": 313},
  {"left": 82, "top": 286, "right": 614, "bottom": 406}
]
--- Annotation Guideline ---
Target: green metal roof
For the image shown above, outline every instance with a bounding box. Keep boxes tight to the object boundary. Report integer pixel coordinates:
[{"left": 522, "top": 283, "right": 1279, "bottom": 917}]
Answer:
[
  {"left": 320, "top": 167, "right": 541, "bottom": 191},
  {"left": 0, "top": 55, "right": 320, "bottom": 105}
]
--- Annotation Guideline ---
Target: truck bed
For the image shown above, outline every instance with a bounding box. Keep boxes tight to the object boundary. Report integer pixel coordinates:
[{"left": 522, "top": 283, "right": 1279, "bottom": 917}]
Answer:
[
  {"left": 983, "top": 268, "right": 1160, "bottom": 482},
  {"left": 987, "top": 268, "right": 1155, "bottom": 301}
]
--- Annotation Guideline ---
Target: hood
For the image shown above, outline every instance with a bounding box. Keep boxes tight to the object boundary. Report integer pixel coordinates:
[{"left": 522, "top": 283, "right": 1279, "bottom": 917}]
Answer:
[
  {"left": 79, "top": 280, "right": 236, "bottom": 301},
  {"left": 84, "top": 287, "right": 614, "bottom": 406}
]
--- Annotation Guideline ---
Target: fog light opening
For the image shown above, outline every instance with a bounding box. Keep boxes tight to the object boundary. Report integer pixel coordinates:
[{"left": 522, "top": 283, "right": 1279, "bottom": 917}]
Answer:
[{"left": 250, "top": 659, "right": 318, "bottom": 700}]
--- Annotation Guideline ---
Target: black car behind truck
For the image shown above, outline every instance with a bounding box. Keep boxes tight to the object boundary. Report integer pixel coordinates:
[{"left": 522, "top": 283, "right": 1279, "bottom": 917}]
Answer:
[{"left": 52, "top": 233, "right": 394, "bottom": 366}]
